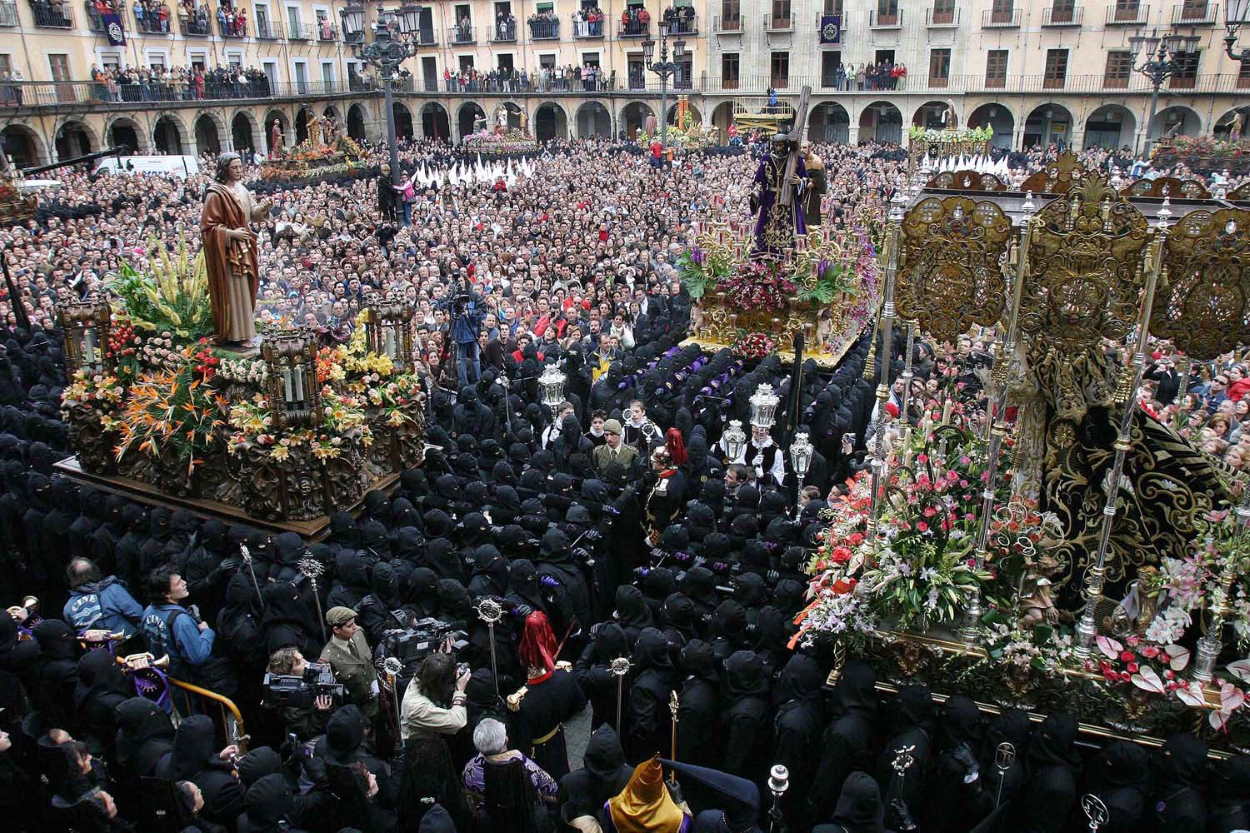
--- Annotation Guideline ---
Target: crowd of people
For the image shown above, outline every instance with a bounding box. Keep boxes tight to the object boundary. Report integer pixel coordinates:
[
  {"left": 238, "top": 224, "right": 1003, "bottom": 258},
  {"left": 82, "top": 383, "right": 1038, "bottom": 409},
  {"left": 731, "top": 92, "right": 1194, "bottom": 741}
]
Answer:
[
  {"left": 88, "top": 65, "right": 273, "bottom": 104},
  {"left": 0, "top": 133, "right": 1248, "bottom": 833}
]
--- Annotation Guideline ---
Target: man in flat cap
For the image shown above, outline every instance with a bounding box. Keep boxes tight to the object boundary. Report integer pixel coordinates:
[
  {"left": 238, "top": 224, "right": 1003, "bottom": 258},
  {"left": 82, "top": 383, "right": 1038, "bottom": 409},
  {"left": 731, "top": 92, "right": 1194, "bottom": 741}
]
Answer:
[{"left": 319, "top": 606, "right": 379, "bottom": 720}]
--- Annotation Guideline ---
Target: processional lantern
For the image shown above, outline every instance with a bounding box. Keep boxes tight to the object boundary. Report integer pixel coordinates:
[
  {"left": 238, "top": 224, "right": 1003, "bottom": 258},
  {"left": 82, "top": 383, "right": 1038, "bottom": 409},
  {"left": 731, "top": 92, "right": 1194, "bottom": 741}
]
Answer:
[
  {"left": 261, "top": 328, "right": 321, "bottom": 428},
  {"left": 722, "top": 419, "right": 747, "bottom": 460},
  {"left": 339, "top": 3, "right": 364, "bottom": 37},
  {"left": 749, "top": 382, "right": 779, "bottom": 428},
  {"left": 538, "top": 364, "right": 566, "bottom": 418},
  {"left": 57, "top": 291, "right": 112, "bottom": 375},
  {"left": 364, "top": 288, "right": 415, "bottom": 370},
  {"left": 789, "top": 431, "right": 813, "bottom": 478}
]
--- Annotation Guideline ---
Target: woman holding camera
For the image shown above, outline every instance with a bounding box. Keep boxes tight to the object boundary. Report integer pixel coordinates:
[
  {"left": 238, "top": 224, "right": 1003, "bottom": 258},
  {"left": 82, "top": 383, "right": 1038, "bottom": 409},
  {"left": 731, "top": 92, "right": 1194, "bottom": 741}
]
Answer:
[{"left": 397, "top": 651, "right": 471, "bottom": 830}]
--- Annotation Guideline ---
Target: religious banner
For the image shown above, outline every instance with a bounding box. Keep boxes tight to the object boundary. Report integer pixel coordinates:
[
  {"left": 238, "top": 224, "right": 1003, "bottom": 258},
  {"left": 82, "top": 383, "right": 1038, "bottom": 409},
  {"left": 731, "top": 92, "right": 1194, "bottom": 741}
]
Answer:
[
  {"left": 819, "top": 13, "right": 841, "bottom": 43},
  {"left": 102, "top": 11, "right": 126, "bottom": 45}
]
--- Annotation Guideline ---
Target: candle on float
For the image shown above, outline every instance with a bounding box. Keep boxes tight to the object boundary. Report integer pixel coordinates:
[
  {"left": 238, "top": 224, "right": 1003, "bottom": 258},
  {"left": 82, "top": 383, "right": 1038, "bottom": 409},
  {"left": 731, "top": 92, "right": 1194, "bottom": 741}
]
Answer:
[{"left": 941, "top": 397, "right": 954, "bottom": 425}]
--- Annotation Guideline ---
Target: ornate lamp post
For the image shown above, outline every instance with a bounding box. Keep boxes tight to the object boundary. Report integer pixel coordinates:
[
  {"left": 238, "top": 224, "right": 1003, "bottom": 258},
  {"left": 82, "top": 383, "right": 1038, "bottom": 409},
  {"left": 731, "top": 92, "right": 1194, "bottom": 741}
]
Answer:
[
  {"left": 641, "top": 11, "right": 687, "bottom": 146},
  {"left": 1224, "top": 0, "right": 1250, "bottom": 59},
  {"left": 789, "top": 431, "right": 813, "bottom": 507},
  {"left": 364, "top": 287, "right": 415, "bottom": 370},
  {"left": 57, "top": 291, "right": 112, "bottom": 375},
  {"left": 342, "top": 3, "right": 422, "bottom": 190},
  {"left": 538, "top": 364, "right": 566, "bottom": 420},
  {"left": 1128, "top": 29, "right": 1201, "bottom": 155}
]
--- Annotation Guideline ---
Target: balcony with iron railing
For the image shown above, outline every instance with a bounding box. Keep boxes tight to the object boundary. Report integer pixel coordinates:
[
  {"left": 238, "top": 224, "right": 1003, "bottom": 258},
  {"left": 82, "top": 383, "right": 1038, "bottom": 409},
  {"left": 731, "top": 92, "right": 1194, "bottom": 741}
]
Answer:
[
  {"left": 695, "top": 70, "right": 1250, "bottom": 95},
  {"left": 617, "top": 16, "right": 647, "bottom": 36},
  {"left": 1172, "top": 1, "right": 1218, "bottom": 22},
  {"left": 669, "top": 11, "right": 696, "bottom": 33},
  {"left": 135, "top": 3, "right": 172, "bottom": 32},
  {"left": 412, "top": 28, "right": 437, "bottom": 45},
  {"left": 869, "top": 8, "right": 902, "bottom": 27},
  {"left": 982, "top": 7, "right": 1021, "bottom": 25},
  {"left": 926, "top": 6, "right": 959, "bottom": 25},
  {"left": 180, "top": 12, "right": 210, "bottom": 34},
  {"left": 287, "top": 21, "right": 313, "bottom": 39},
  {"left": 317, "top": 21, "right": 336, "bottom": 41},
  {"left": 529, "top": 16, "right": 558, "bottom": 37},
  {"left": 449, "top": 23, "right": 474, "bottom": 43},
  {"left": 491, "top": 19, "right": 518, "bottom": 40},
  {"left": 0, "top": 0, "right": 16, "bottom": 24},
  {"left": 30, "top": 0, "right": 72, "bottom": 27},
  {"left": 84, "top": 0, "right": 103, "bottom": 30},
  {"left": 1041, "top": 4, "right": 1083, "bottom": 24},
  {"left": 713, "top": 13, "right": 740, "bottom": 30},
  {"left": 569, "top": 13, "right": 602, "bottom": 37},
  {"left": 218, "top": 16, "right": 245, "bottom": 37},
  {"left": 255, "top": 18, "right": 281, "bottom": 38},
  {"left": 1106, "top": 2, "right": 1148, "bottom": 22},
  {"left": 765, "top": 11, "right": 792, "bottom": 29}
]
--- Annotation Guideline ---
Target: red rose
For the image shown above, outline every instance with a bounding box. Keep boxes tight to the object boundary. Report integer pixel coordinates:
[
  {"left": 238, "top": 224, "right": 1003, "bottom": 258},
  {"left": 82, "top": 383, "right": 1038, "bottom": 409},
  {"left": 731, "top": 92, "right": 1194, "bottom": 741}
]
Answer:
[
  {"left": 831, "top": 546, "right": 852, "bottom": 564},
  {"left": 1119, "top": 650, "right": 1135, "bottom": 663}
]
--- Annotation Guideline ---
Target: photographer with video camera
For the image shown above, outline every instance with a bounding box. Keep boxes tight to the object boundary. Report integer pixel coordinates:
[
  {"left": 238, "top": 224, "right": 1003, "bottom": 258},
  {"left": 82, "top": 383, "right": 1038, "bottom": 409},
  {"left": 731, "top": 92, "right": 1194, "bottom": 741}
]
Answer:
[
  {"left": 397, "top": 648, "right": 471, "bottom": 830},
  {"left": 444, "top": 276, "right": 485, "bottom": 387},
  {"left": 262, "top": 646, "right": 338, "bottom": 742}
]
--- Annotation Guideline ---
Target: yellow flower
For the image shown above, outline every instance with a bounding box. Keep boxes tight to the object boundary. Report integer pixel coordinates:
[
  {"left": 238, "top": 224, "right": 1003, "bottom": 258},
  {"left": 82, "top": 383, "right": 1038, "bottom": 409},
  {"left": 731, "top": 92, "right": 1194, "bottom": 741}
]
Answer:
[{"left": 270, "top": 445, "right": 291, "bottom": 462}]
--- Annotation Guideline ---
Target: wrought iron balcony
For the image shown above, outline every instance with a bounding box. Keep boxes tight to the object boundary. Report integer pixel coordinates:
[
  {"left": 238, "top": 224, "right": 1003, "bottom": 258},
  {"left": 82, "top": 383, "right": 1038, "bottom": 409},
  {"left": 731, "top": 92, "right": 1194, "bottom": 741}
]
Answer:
[
  {"left": 218, "top": 16, "right": 245, "bottom": 37},
  {"left": 180, "top": 13, "right": 210, "bottom": 35},
  {"left": 765, "top": 11, "right": 792, "bottom": 29},
  {"left": 1041, "top": 4, "right": 1083, "bottom": 24},
  {"left": 449, "top": 23, "right": 474, "bottom": 43},
  {"left": 491, "top": 19, "right": 518, "bottom": 40},
  {"left": 287, "top": 21, "right": 314, "bottom": 39},
  {"left": 134, "top": 3, "right": 171, "bottom": 32},
  {"left": 926, "top": 6, "right": 959, "bottom": 24},
  {"left": 1172, "top": 1, "right": 1218, "bottom": 22},
  {"left": 255, "top": 19, "right": 281, "bottom": 38},
  {"left": 713, "top": 13, "right": 741, "bottom": 30},
  {"left": 529, "top": 17, "right": 558, "bottom": 38},
  {"left": 1106, "top": 2, "right": 1149, "bottom": 23},
  {"left": 0, "top": 0, "right": 16, "bottom": 24},
  {"left": 30, "top": 0, "right": 72, "bottom": 27},
  {"left": 982, "top": 7, "right": 1021, "bottom": 25},
  {"left": 618, "top": 17, "right": 647, "bottom": 36}
]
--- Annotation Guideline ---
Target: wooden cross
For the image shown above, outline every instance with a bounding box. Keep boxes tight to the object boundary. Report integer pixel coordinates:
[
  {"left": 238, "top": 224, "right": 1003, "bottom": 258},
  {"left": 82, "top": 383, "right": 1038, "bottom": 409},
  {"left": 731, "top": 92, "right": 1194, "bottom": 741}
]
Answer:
[{"left": 778, "top": 84, "right": 812, "bottom": 207}]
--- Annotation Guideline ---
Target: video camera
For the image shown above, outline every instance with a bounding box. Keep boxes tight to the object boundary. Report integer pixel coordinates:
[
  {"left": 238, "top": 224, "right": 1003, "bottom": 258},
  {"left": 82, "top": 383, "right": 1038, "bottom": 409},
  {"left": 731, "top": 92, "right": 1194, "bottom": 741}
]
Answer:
[
  {"left": 375, "top": 616, "right": 470, "bottom": 690},
  {"left": 262, "top": 662, "right": 345, "bottom": 710}
]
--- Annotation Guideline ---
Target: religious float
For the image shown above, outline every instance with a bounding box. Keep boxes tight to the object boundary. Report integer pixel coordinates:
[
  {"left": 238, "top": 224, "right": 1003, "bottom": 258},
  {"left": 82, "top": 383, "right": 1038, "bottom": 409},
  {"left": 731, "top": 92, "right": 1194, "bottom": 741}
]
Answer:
[
  {"left": 789, "top": 147, "right": 1250, "bottom": 754},
  {"left": 55, "top": 241, "right": 425, "bottom": 534},
  {"left": 463, "top": 104, "right": 539, "bottom": 155},
  {"left": 636, "top": 96, "right": 716, "bottom": 151},
  {"left": 1151, "top": 134, "right": 1250, "bottom": 178},
  {"left": 260, "top": 114, "right": 368, "bottom": 185},
  {"left": 683, "top": 87, "right": 880, "bottom": 366}
]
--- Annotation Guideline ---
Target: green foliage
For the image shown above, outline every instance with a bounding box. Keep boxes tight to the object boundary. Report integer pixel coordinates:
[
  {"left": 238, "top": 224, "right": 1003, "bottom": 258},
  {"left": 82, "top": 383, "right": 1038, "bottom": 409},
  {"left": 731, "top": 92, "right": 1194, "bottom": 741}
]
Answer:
[{"left": 107, "top": 238, "right": 216, "bottom": 341}]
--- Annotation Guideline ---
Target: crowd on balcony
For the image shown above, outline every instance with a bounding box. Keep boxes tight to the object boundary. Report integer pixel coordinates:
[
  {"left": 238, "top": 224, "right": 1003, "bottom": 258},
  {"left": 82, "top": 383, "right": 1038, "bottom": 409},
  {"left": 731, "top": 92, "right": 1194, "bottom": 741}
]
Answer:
[
  {"left": 30, "top": 0, "right": 73, "bottom": 25},
  {"left": 527, "top": 8, "right": 558, "bottom": 38},
  {"left": 130, "top": 0, "right": 170, "bottom": 31},
  {"left": 493, "top": 10, "right": 516, "bottom": 39},
  {"left": 88, "top": 63, "right": 271, "bottom": 102},
  {"left": 216, "top": 0, "right": 245, "bottom": 35},
  {"left": 663, "top": 4, "right": 695, "bottom": 33},
  {"left": 620, "top": 4, "right": 650, "bottom": 33},
  {"left": 825, "top": 61, "right": 908, "bottom": 91},
  {"left": 453, "top": 14, "right": 471, "bottom": 41},
  {"left": 571, "top": 5, "right": 603, "bottom": 36},
  {"left": 442, "top": 63, "right": 615, "bottom": 93},
  {"left": 178, "top": 0, "right": 209, "bottom": 31}
]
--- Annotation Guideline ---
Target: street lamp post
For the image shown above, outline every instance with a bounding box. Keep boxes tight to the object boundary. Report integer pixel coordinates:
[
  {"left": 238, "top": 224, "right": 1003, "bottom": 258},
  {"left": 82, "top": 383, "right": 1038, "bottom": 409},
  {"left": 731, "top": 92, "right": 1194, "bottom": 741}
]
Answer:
[
  {"left": 1225, "top": 0, "right": 1250, "bottom": 59},
  {"left": 341, "top": 3, "right": 421, "bottom": 189},
  {"left": 641, "top": 9, "right": 686, "bottom": 146},
  {"left": 1128, "top": 28, "right": 1201, "bottom": 156}
]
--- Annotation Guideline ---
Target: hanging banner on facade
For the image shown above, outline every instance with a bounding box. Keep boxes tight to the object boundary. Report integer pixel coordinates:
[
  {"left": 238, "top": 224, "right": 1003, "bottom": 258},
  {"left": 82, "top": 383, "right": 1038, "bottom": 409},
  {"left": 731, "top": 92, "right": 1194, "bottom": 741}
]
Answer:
[
  {"left": 102, "top": 12, "right": 126, "bottom": 45},
  {"left": 819, "top": 13, "right": 841, "bottom": 43}
]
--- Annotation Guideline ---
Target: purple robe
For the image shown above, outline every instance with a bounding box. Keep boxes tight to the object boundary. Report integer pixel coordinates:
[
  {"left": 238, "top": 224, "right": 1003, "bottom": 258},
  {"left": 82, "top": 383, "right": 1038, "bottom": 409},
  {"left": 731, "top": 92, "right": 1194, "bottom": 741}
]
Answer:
[{"left": 751, "top": 153, "right": 807, "bottom": 253}]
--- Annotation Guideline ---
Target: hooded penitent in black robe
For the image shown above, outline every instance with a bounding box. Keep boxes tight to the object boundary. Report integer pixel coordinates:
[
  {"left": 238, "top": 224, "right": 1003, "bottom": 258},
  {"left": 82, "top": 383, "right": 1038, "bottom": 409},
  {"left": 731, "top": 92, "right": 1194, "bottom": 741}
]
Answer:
[
  {"left": 1015, "top": 712, "right": 1079, "bottom": 833},
  {"left": 809, "top": 661, "right": 878, "bottom": 825},
  {"left": 1150, "top": 733, "right": 1208, "bottom": 833},
  {"left": 772, "top": 652, "right": 826, "bottom": 831},
  {"left": 559, "top": 724, "right": 633, "bottom": 824}
]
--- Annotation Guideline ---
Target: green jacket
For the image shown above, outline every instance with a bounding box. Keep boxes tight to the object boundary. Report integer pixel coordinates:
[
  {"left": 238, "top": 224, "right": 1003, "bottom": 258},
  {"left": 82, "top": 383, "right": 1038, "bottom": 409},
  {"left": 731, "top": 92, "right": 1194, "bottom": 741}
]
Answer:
[{"left": 320, "top": 630, "right": 379, "bottom": 718}]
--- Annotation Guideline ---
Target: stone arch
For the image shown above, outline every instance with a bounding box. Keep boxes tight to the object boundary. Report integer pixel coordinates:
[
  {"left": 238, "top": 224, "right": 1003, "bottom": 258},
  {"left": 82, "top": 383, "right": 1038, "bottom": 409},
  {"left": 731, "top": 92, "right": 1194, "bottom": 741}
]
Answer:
[
  {"left": 392, "top": 101, "right": 414, "bottom": 140},
  {"left": 1022, "top": 103, "right": 1074, "bottom": 149},
  {"left": 1215, "top": 105, "right": 1250, "bottom": 140},
  {"left": 1149, "top": 105, "right": 1202, "bottom": 143},
  {"left": 323, "top": 105, "right": 340, "bottom": 120},
  {"left": 153, "top": 113, "right": 187, "bottom": 155},
  {"left": 966, "top": 103, "right": 1015, "bottom": 150},
  {"left": 54, "top": 119, "right": 98, "bottom": 161},
  {"left": 665, "top": 101, "right": 702, "bottom": 130},
  {"left": 810, "top": 102, "right": 850, "bottom": 144},
  {"left": 295, "top": 105, "right": 314, "bottom": 144},
  {"left": 458, "top": 102, "right": 487, "bottom": 139},
  {"left": 104, "top": 115, "right": 150, "bottom": 154},
  {"left": 534, "top": 101, "right": 568, "bottom": 142},
  {"left": 711, "top": 101, "right": 735, "bottom": 141},
  {"left": 421, "top": 102, "right": 450, "bottom": 141},
  {"left": 194, "top": 111, "right": 225, "bottom": 155},
  {"left": 1084, "top": 104, "right": 1136, "bottom": 151},
  {"left": 620, "top": 101, "right": 655, "bottom": 140},
  {"left": 576, "top": 101, "right": 611, "bottom": 138},
  {"left": 347, "top": 103, "right": 367, "bottom": 140},
  {"left": 858, "top": 101, "right": 902, "bottom": 144},
  {"left": 231, "top": 110, "right": 260, "bottom": 153},
  {"left": 913, "top": 100, "right": 957, "bottom": 130},
  {"left": 1, "top": 124, "right": 48, "bottom": 168},
  {"left": 501, "top": 102, "right": 524, "bottom": 131},
  {"left": 264, "top": 109, "right": 289, "bottom": 154}
]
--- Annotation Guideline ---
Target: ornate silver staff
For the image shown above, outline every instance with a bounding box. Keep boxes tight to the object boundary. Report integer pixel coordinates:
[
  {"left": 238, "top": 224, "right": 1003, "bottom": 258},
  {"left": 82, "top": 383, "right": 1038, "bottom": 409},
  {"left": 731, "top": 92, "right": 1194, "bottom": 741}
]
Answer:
[
  {"left": 889, "top": 744, "right": 916, "bottom": 805},
  {"left": 298, "top": 550, "right": 327, "bottom": 644},
  {"left": 993, "top": 742, "right": 1016, "bottom": 809},
  {"left": 609, "top": 656, "right": 631, "bottom": 733},
  {"left": 476, "top": 598, "right": 504, "bottom": 698},
  {"left": 1081, "top": 794, "right": 1109, "bottom": 833},
  {"left": 768, "top": 764, "right": 789, "bottom": 833},
  {"left": 383, "top": 656, "right": 404, "bottom": 737},
  {"left": 668, "top": 690, "right": 680, "bottom": 785},
  {"left": 239, "top": 543, "right": 264, "bottom": 608}
]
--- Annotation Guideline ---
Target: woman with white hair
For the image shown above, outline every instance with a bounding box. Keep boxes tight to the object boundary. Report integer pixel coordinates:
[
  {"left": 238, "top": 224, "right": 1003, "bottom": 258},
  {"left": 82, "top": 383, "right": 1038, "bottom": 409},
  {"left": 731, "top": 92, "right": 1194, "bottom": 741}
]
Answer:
[{"left": 461, "top": 717, "right": 559, "bottom": 832}]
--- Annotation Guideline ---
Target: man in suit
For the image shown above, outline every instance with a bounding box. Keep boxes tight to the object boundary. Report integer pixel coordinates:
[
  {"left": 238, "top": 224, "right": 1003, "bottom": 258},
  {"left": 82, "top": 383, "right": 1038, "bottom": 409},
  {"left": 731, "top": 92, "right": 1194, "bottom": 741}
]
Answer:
[
  {"left": 593, "top": 419, "right": 638, "bottom": 485},
  {"left": 319, "top": 606, "right": 379, "bottom": 720}
]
